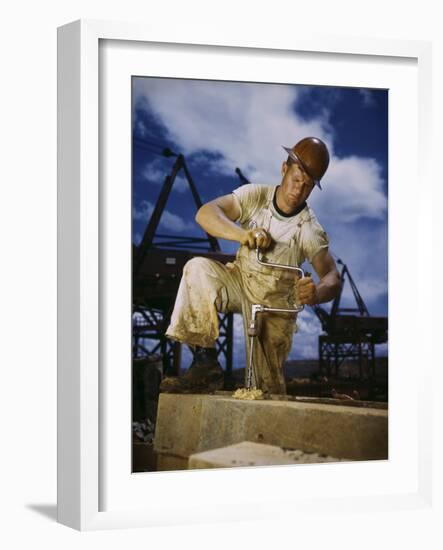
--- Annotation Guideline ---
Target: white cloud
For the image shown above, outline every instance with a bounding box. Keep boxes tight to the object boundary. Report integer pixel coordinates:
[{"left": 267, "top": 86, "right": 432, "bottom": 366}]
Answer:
[
  {"left": 133, "top": 78, "right": 333, "bottom": 184},
  {"left": 359, "top": 89, "right": 376, "bottom": 107},
  {"left": 161, "top": 209, "right": 194, "bottom": 232},
  {"left": 309, "top": 156, "right": 387, "bottom": 223},
  {"left": 320, "top": 221, "right": 388, "bottom": 312},
  {"left": 291, "top": 308, "right": 323, "bottom": 359},
  {"left": 136, "top": 119, "right": 147, "bottom": 137},
  {"left": 133, "top": 200, "right": 194, "bottom": 233},
  {"left": 133, "top": 78, "right": 386, "bottom": 222},
  {"left": 141, "top": 159, "right": 188, "bottom": 193},
  {"left": 141, "top": 161, "right": 165, "bottom": 184},
  {"left": 133, "top": 200, "right": 153, "bottom": 221}
]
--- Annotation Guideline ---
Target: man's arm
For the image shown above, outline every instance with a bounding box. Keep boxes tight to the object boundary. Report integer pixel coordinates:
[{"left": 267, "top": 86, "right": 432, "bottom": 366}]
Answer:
[
  {"left": 296, "top": 249, "right": 341, "bottom": 305},
  {"left": 195, "top": 194, "right": 272, "bottom": 249}
]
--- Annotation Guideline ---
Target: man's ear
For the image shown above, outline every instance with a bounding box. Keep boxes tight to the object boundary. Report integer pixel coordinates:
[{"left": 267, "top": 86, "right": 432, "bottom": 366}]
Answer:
[{"left": 281, "top": 161, "right": 288, "bottom": 177}]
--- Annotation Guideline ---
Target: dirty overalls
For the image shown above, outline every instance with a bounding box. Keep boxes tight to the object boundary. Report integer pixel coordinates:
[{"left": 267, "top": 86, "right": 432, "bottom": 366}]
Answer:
[{"left": 165, "top": 184, "right": 329, "bottom": 394}]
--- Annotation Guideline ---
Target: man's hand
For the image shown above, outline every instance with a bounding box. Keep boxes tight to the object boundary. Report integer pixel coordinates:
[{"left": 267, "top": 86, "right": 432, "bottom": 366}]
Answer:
[
  {"left": 240, "top": 228, "right": 272, "bottom": 250},
  {"left": 296, "top": 275, "right": 318, "bottom": 306}
]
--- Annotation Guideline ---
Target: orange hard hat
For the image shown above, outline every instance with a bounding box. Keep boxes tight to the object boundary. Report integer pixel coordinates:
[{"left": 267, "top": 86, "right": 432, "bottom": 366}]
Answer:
[{"left": 282, "top": 137, "right": 330, "bottom": 190}]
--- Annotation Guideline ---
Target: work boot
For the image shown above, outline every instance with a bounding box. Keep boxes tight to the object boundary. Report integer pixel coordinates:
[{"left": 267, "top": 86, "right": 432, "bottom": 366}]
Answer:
[{"left": 160, "top": 347, "right": 224, "bottom": 394}]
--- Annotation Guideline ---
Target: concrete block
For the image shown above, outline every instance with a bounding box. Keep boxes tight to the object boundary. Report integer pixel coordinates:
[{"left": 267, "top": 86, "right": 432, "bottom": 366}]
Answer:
[
  {"left": 156, "top": 453, "right": 188, "bottom": 472},
  {"left": 188, "top": 441, "right": 344, "bottom": 469},
  {"left": 154, "top": 394, "right": 388, "bottom": 466},
  {"left": 154, "top": 394, "right": 206, "bottom": 458}
]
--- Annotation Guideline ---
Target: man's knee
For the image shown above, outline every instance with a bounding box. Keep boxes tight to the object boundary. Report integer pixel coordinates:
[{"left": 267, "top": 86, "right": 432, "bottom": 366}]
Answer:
[
  {"left": 183, "top": 256, "right": 217, "bottom": 278},
  {"left": 182, "top": 257, "right": 231, "bottom": 311}
]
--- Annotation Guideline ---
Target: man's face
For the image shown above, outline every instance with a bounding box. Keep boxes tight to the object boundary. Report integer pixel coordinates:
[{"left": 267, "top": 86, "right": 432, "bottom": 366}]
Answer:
[{"left": 280, "top": 159, "right": 315, "bottom": 208}]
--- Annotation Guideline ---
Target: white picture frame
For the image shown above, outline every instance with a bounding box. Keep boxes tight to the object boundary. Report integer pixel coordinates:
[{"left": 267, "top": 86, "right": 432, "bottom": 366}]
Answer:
[{"left": 57, "top": 19, "right": 434, "bottom": 531}]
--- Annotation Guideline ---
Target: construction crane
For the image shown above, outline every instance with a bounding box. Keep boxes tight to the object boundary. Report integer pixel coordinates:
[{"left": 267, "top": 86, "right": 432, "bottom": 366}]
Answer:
[
  {"left": 312, "top": 258, "right": 388, "bottom": 381},
  {"left": 133, "top": 143, "right": 235, "bottom": 376}
]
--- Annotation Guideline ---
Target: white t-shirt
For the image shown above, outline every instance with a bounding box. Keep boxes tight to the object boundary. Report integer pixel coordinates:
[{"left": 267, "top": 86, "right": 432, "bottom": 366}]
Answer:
[{"left": 232, "top": 183, "right": 329, "bottom": 267}]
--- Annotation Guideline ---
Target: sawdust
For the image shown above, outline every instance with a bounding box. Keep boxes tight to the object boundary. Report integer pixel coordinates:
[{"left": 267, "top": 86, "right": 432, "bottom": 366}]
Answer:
[{"left": 232, "top": 387, "right": 264, "bottom": 400}]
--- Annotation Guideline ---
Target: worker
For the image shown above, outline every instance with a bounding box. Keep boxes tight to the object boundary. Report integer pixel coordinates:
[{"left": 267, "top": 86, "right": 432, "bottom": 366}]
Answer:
[{"left": 160, "top": 137, "right": 341, "bottom": 395}]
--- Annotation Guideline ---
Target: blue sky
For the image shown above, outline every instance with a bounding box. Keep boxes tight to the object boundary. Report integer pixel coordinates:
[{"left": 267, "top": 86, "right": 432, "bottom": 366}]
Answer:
[{"left": 132, "top": 77, "right": 388, "bottom": 366}]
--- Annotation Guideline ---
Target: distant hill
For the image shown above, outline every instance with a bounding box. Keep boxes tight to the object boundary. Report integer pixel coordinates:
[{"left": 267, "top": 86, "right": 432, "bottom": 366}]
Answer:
[{"left": 231, "top": 356, "right": 388, "bottom": 381}]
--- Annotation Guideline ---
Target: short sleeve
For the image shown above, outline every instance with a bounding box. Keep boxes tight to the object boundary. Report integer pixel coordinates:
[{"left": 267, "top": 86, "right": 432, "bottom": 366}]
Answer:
[
  {"left": 232, "top": 184, "right": 267, "bottom": 225},
  {"left": 301, "top": 215, "right": 330, "bottom": 264}
]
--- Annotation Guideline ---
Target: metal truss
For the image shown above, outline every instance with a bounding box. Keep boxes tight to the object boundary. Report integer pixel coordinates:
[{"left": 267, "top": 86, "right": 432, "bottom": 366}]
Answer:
[
  {"left": 319, "top": 335, "right": 376, "bottom": 380},
  {"left": 132, "top": 305, "right": 233, "bottom": 376}
]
